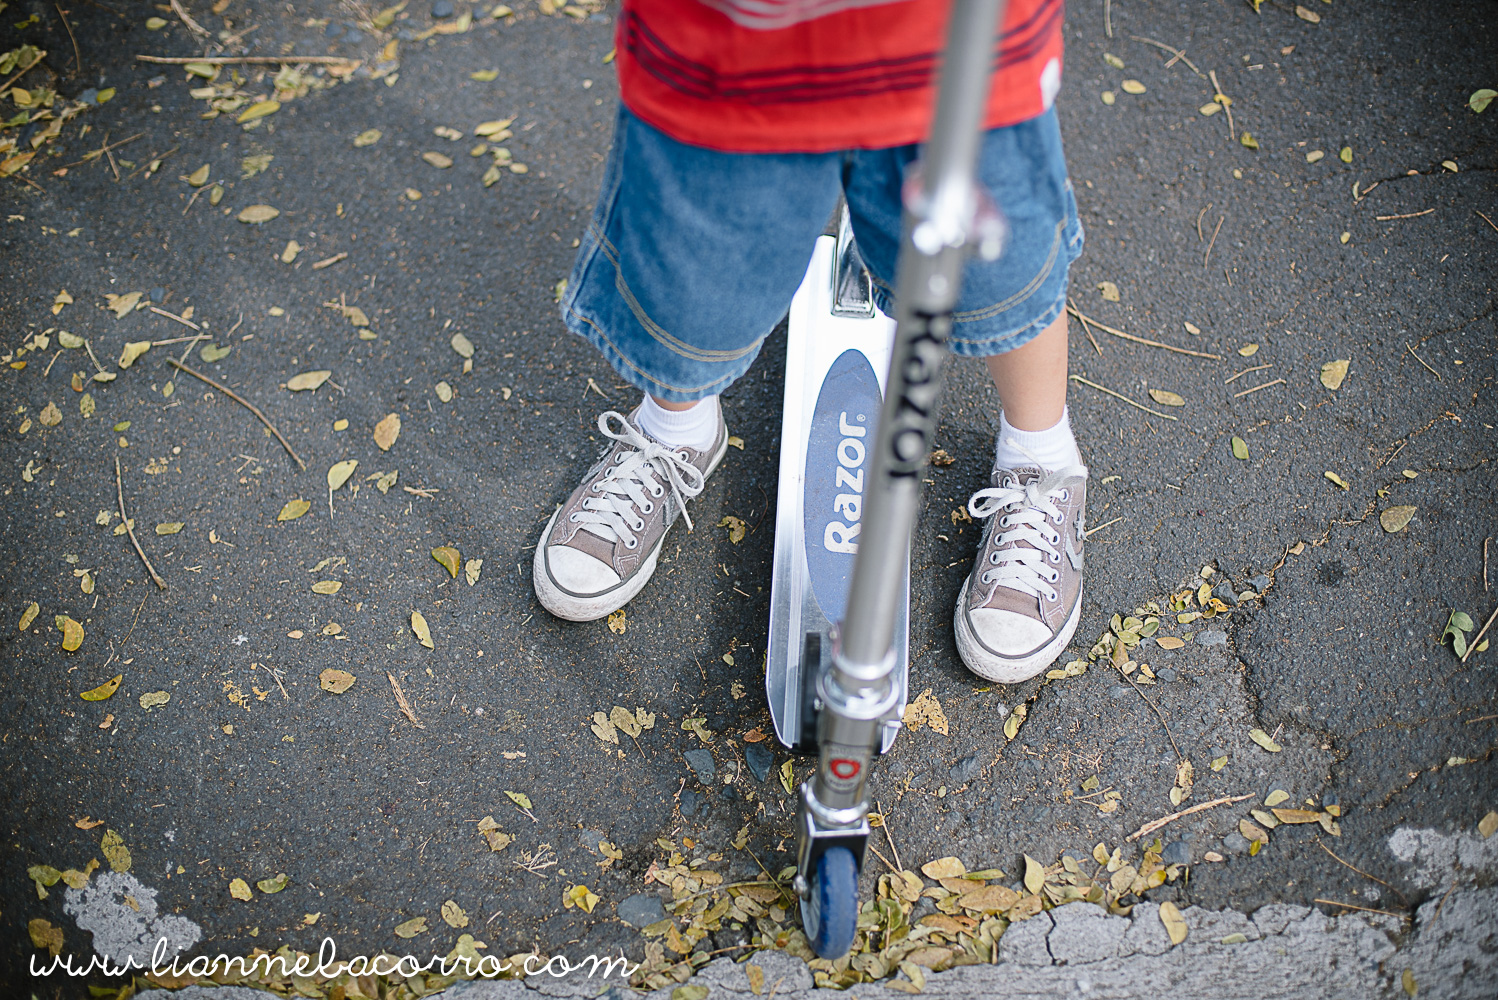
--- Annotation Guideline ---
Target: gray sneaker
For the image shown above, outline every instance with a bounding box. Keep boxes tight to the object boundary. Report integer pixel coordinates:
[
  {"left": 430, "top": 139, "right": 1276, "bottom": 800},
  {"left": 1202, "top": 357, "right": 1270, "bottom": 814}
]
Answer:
[
  {"left": 533, "top": 407, "right": 728, "bottom": 621},
  {"left": 953, "top": 463, "right": 1088, "bottom": 683}
]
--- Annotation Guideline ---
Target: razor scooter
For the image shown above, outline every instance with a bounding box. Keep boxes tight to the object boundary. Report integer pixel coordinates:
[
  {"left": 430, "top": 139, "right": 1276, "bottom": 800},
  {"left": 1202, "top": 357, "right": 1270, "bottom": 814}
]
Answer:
[{"left": 764, "top": 0, "right": 1009, "bottom": 959}]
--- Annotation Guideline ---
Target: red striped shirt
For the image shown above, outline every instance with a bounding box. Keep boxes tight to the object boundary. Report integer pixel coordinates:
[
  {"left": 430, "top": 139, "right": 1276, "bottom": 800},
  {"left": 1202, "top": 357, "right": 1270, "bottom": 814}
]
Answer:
[{"left": 615, "top": 0, "right": 1065, "bottom": 153}]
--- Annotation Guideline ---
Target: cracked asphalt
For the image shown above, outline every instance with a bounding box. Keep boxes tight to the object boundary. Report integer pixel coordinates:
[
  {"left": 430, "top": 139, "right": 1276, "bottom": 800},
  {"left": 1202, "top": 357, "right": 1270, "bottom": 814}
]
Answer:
[{"left": 1, "top": 0, "right": 1494, "bottom": 996}]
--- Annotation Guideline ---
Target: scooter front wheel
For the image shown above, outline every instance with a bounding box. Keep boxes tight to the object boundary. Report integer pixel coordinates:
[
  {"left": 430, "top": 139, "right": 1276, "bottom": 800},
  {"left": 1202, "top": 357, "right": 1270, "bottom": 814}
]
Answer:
[{"left": 800, "top": 845, "right": 859, "bottom": 959}]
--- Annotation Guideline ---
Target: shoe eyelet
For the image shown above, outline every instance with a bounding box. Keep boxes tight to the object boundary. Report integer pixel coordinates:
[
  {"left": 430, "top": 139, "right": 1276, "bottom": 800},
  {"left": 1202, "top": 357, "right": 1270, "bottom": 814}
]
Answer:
[
  {"left": 615, "top": 453, "right": 626, "bottom": 463},
  {"left": 640, "top": 501, "right": 653, "bottom": 514},
  {"left": 1059, "top": 489, "right": 1069, "bottom": 501},
  {"left": 569, "top": 513, "right": 580, "bottom": 522},
  {"left": 625, "top": 538, "right": 638, "bottom": 550},
  {"left": 990, "top": 552, "right": 1000, "bottom": 564},
  {"left": 1049, "top": 570, "right": 1060, "bottom": 583},
  {"left": 591, "top": 482, "right": 601, "bottom": 491},
  {"left": 998, "top": 515, "right": 1010, "bottom": 528},
  {"left": 651, "top": 485, "right": 664, "bottom": 497},
  {"left": 1049, "top": 552, "right": 1060, "bottom": 564},
  {"left": 1048, "top": 589, "right": 1059, "bottom": 602}
]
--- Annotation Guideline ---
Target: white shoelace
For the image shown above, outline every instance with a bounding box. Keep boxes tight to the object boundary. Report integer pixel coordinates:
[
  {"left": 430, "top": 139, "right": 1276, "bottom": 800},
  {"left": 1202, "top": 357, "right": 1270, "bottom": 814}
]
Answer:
[
  {"left": 569, "top": 411, "right": 707, "bottom": 550},
  {"left": 967, "top": 465, "right": 1086, "bottom": 603}
]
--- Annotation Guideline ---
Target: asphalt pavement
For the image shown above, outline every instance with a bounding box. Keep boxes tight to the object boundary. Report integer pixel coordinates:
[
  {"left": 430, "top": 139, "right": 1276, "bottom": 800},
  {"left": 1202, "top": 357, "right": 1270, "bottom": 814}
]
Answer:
[{"left": 1, "top": 1, "right": 1494, "bottom": 997}]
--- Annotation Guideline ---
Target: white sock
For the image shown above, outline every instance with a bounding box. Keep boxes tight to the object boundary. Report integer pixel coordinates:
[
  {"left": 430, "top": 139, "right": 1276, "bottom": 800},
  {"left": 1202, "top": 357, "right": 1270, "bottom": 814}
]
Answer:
[
  {"left": 994, "top": 406, "right": 1080, "bottom": 472},
  {"left": 636, "top": 394, "right": 720, "bottom": 452}
]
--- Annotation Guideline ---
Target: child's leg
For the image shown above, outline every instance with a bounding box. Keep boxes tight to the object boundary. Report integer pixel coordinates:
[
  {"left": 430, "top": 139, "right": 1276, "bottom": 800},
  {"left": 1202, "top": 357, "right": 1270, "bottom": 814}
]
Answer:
[
  {"left": 845, "top": 105, "right": 1086, "bottom": 683},
  {"left": 534, "top": 106, "right": 841, "bottom": 622},
  {"left": 986, "top": 312, "right": 1080, "bottom": 474}
]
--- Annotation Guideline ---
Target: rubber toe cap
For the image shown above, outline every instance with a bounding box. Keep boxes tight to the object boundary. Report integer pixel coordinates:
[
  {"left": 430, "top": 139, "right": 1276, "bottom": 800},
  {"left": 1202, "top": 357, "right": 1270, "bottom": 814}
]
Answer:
[
  {"left": 966, "top": 608, "right": 1053, "bottom": 658},
  {"left": 545, "top": 545, "right": 621, "bottom": 596}
]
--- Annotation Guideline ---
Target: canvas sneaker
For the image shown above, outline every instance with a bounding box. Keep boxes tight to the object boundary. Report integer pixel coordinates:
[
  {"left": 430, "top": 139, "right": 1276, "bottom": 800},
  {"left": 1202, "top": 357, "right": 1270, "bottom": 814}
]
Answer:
[
  {"left": 953, "top": 462, "right": 1088, "bottom": 683},
  {"left": 533, "top": 407, "right": 728, "bottom": 621}
]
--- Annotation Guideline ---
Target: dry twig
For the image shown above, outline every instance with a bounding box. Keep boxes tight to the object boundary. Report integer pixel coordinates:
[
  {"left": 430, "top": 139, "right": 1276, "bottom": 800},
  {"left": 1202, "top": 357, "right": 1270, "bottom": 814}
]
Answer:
[
  {"left": 55, "top": 4, "right": 83, "bottom": 73},
  {"left": 1224, "top": 363, "right": 1272, "bottom": 384},
  {"left": 136, "top": 54, "right": 360, "bottom": 66},
  {"left": 1066, "top": 306, "right": 1222, "bottom": 359},
  {"left": 1405, "top": 342, "right": 1441, "bottom": 381},
  {"left": 1126, "top": 793, "right": 1253, "bottom": 842},
  {"left": 1204, "top": 214, "right": 1225, "bottom": 268},
  {"left": 877, "top": 800, "right": 904, "bottom": 873},
  {"left": 1477, "top": 210, "right": 1498, "bottom": 234},
  {"left": 167, "top": 359, "right": 306, "bottom": 470},
  {"left": 1375, "top": 208, "right": 1435, "bottom": 221},
  {"left": 1085, "top": 516, "right": 1124, "bottom": 537},
  {"left": 1070, "top": 375, "right": 1180, "bottom": 421},
  {"left": 386, "top": 671, "right": 426, "bottom": 729},
  {"left": 0, "top": 50, "right": 45, "bottom": 95},
  {"left": 169, "top": 0, "right": 211, "bottom": 37},
  {"left": 1313, "top": 898, "right": 1408, "bottom": 921},
  {"left": 1208, "top": 70, "right": 1235, "bottom": 142},
  {"left": 1068, "top": 296, "right": 1103, "bottom": 356},
  {"left": 115, "top": 457, "right": 167, "bottom": 589},
  {"left": 1233, "top": 377, "right": 1285, "bottom": 399},
  {"left": 1460, "top": 606, "right": 1498, "bottom": 664},
  {"left": 150, "top": 305, "right": 202, "bottom": 331},
  {"left": 311, "top": 252, "right": 348, "bottom": 270},
  {"left": 1129, "top": 35, "right": 1204, "bottom": 76},
  {"left": 1316, "top": 837, "right": 1407, "bottom": 904}
]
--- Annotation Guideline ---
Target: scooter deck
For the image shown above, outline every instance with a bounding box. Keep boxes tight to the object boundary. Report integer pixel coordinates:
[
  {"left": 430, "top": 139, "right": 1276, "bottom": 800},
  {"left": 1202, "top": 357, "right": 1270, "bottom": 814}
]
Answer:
[{"left": 766, "top": 216, "right": 909, "bottom": 755}]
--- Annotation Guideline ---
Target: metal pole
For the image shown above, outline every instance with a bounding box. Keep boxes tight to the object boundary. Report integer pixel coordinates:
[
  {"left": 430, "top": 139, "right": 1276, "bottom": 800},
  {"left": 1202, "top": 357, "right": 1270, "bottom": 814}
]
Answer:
[{"left": 839, "top": 0, "right": 1006, "bottom": 669}]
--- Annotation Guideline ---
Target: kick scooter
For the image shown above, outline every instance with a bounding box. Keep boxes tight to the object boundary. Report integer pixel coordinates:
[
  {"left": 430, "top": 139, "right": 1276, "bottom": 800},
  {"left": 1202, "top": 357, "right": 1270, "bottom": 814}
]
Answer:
[{"left": 764, "top": 0, "right": 1009, "bottom": 959}]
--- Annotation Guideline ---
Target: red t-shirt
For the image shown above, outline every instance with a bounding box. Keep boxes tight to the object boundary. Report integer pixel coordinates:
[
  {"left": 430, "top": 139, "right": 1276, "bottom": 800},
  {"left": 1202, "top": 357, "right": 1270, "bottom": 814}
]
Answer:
[{"left": 615, "top": 0, "right": 1065, "bottom": 153}]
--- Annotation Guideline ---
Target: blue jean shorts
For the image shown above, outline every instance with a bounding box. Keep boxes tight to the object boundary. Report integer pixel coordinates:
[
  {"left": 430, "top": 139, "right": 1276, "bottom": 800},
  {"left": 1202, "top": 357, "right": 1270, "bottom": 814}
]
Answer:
[{"left": 561, "top": 105, "right": 1084, "bottom": 403}]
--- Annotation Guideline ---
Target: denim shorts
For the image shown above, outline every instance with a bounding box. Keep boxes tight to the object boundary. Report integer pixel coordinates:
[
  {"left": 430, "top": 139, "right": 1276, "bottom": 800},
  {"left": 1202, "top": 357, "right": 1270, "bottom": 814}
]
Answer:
[{"left": 561, "top": 105, "right": 1084, "bottom": 403}]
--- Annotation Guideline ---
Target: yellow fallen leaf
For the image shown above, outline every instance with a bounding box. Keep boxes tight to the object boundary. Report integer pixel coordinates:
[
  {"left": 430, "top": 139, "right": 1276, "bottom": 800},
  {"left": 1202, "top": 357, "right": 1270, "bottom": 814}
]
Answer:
[
  {"left": 80, "top": 674, "right": 122, "bottom": 701},
  {"left": 311, "top": 580, "right": 342, "bottom": 594},
  {"left": 237, "top": 205, "right": 280, "bottom": 224},
  {"left": 717, "top": 515, "right": 746, "bottom": 544},
  {"left": 327, "top": 460, "right": 359, "bottom": 490},
  {"left": 373, "top": 413, "right": 401, "bottom": 451},
  {"left": 1156, "top": 636, "right": 1185, "bottom": 650},
  {"left": 55, "top": 615, "right": 83, "bottom": 652},
  {"left": 118, "top": 341, "right": 152, "bottom": 368},
  {"left": 1320, "top": 359, "right": 1350, "bottom": 390},
  {"left": 286, "top": 370, "right": 332, "bottom": 391},
  {"left": 1324, "top": 471, "right": 1350, "bottom": 490},
  {"left": 319, "top": 669, "right": 356, "bottom": 694},
  {"left": 432, "top": 546, "right": 461, "bottom": 578},
  {"left": 1159, "top": 900, "right": 1188, "bottom": 945},
  {"left": 237, "top": 100, "right": 281, "bottom": 124},
  {"left": 278, "top": 498, "right": 311, "bottom": 521},
  {"left": 19, "top": 601, "right": 39, "bottom": 631},
  {"left": 412, "top": 611, "right": 434, "bottom": 649},
  {"left": 394, "top": 917, "right": 427, "bottom": 938}
]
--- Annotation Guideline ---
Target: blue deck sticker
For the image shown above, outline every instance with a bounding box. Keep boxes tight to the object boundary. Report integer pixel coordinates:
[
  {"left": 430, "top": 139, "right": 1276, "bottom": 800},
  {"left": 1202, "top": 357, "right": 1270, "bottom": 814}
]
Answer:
[{"left": 804, "top": 348, "right": 883, "bottom": 625}]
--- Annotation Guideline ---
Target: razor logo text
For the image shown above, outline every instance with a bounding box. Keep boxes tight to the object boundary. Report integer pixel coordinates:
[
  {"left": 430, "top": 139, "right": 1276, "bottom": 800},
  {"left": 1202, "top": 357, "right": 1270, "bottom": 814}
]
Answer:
[{"left": 823, "top": 412, "right": 866, "bottom": 555}]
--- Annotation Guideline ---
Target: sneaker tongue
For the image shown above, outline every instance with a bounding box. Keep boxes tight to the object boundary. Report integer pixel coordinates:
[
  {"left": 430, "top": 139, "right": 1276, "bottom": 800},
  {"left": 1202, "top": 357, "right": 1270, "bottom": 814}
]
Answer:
[{"left": 991, "top": 466, "right": 1043, "bottom": 488}]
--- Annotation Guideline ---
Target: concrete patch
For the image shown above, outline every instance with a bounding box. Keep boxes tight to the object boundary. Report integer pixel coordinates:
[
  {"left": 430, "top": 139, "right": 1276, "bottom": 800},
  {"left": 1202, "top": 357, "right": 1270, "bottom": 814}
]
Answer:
[{"left": 63, "top": 870, "right": 201, "bottom": 969}]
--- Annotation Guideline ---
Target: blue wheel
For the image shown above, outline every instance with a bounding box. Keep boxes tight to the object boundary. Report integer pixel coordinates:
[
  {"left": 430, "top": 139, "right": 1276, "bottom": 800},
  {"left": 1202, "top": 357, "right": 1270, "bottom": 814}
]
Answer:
[{"left": 801, "top": 846, "right": 859, "bottom": 959}]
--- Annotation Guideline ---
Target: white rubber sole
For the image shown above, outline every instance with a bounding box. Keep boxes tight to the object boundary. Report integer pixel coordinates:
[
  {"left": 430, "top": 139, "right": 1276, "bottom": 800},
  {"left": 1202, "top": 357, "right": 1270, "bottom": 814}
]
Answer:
[
  {"left": 953, "top": 576, "right": 1084, "bottom": 684},
  {"left": 532, "top": 432, "right": 730, "bottom": 623}
]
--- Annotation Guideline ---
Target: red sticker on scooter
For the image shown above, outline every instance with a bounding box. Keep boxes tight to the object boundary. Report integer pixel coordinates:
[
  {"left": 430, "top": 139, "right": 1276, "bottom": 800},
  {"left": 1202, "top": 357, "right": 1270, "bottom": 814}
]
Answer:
[{"left": 830, "top": 758, "right": 861, "bottom": 780}]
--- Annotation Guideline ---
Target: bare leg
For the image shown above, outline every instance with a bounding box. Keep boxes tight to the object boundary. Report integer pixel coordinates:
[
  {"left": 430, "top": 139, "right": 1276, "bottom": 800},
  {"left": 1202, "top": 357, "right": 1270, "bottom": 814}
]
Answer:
[
  {"left": 651, "top": 396, "right": 699, "bottom": 412},
  {"left": 983, "top": 311, "right": 1068, "bottom": 430}
]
